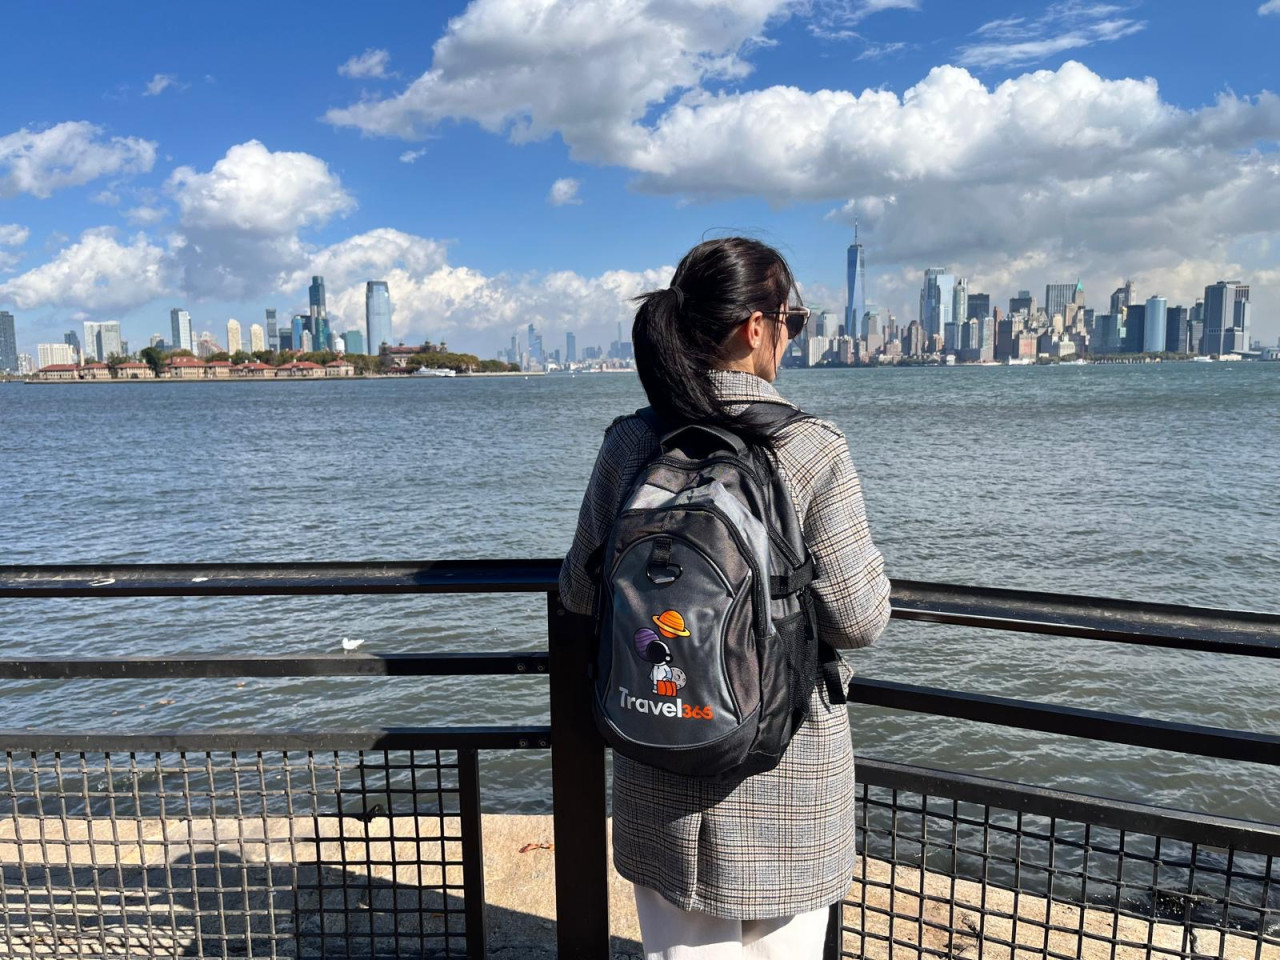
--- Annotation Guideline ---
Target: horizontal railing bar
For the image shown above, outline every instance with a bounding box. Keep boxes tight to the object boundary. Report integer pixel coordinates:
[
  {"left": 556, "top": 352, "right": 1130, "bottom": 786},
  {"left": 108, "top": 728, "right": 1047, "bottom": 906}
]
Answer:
[
  {"left": 891, "top": 578, "right": 1280, "bottom": 657},
  {"left": 856, "top": 756, "right": 1280, "bottom": 858},
  {"left": 0, "top": 726, "right": 552, "bottom": 753},
  {"left": 1, "top": 562, "right": 1276, "bottom": 654},
  {"left": 0, "top": 652, "right": 551, "bottom": 679},
  {"left": 0, "top": 559, "right": 564, "bottom": 597},
  {"left": 849, "top": 678, "right": 1280, "bottom": 765}
]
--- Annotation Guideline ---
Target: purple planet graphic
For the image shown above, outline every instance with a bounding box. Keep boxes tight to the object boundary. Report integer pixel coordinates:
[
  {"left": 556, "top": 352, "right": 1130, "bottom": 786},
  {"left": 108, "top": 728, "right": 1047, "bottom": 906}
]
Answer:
[{"left": 633, "top": 628, "right": 671, "bottom": 664}]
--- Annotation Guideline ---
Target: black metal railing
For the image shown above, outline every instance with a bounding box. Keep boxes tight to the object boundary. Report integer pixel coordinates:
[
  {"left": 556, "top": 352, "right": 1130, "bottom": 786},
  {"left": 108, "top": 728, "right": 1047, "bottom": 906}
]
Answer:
[{"left": 1, "top": 561, "right": 1278, "bottom": 959}]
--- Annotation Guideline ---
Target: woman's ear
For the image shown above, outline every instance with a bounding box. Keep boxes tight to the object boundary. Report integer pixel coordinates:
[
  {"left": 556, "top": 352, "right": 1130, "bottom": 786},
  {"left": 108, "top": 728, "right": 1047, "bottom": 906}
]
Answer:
[{"left": 743, "top": 310, "right": 764, "bottom": 350}]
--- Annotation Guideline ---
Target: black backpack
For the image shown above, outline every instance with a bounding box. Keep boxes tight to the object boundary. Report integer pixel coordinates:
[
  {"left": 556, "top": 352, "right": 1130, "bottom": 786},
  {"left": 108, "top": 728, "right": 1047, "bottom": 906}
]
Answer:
[{"left": 587, "top": 403, "right": 846, "bottom": 778}]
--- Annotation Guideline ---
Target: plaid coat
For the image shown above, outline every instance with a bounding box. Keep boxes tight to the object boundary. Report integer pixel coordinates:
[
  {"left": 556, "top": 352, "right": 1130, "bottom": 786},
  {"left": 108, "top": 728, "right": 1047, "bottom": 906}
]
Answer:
[{"left": 558, "top": 368, "right": 892, "bottom": 919}]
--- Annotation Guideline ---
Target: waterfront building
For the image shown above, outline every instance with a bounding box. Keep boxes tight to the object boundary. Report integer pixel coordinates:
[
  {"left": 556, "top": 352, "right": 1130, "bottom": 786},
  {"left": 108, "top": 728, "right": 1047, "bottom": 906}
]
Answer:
[
  {"left": 966, "top": 293, "right": 990, "bottom": 322},
  {"left": 1014, "top": 331, "right": 1038, "bottom": 360},
  {"left": 1144, "top": 297, "right": 1167, "bottom": 354},
  {"left": 38, "top": 363, "right": 80, "bottom": 381},
  {"left": 309, "top": 276, "right": 327, "bottom": 319},
  {"left": 324, "top": 359, "right": 355, "bottom": 377},
  {"left": 995, "top": 316, "right": 1017, "bottom": 361},
  {"left": 249, "top": 323, "right": 265, "bottom": 353},
  {"left": 566, "top": 331, "right": 577, "bottom": 364},
  {"left": 233, "top": 362, "right": 276, "bottom": 378},
  {"left": 951, "top": 278, "right": 968, "bottom": 341},
  {"left": 344, "top": 330, "right": 366, "bottom": 355},
  {"left": 277, "top": 360, "right": 325, "bottom": 378},
  {"left": 943, "top": 322, "right": 959, "bottom": 354},
  {"left": 1164, "top": 305, "right": 1190, "bottom": 354},
  {"left": 919, "top": 268, "right": 954, "bottom": 340},
  {"left": 115, "top": 361, "right": 154, "bottom": 379},
  {"left": 37, "top": 343, "right": 77, "bottom": 367},
  {"left": 903, "top": 320, "right": 924, "bottom": 358},
  {"left": 62, "top": 331, "right": 82, "bottom": 363},
  {"left": 1202, "top": 281, "right": 1250, "bottom": 355},
  {"left": 845, "top": 223, "right": 866, "bottom": 338},
  {"left": 162, "top": 356, "right": 204, "bottom": 379},
  {"left": 205, "top": 360, "right": 234, "bottom": 379},
  {"left": 0, "top": 311, "right": 16, "bottom": 373},
  {"left": 1093, "top": 314, "right": 1121, "bottom": 354},
  {"left": 265, "top": 309, "right": 278, "bottom": 351},
  {"left": 291, "top": 315, "right": 307, "bottom": 353},
  {"left": 300, "top": 330, "right": 314, "bottom": 353},
  {"left": 226, "top": 318, "right": 243, "bottom": 355},
  {"left": 804, "top": 336, "right": 829, "bottom": 366},
  {"left": 1045, "top": 281, "right": 1084, "bottom": 331},
  {"left": 1122, "top": 304, "right": 1146, "bottom": 353},
  {"left": 81, "top": 362, "right": 112, "bottom": 380},
  {"left": 17, "top": 353, "right": 34, "bottom": 374},
  {"left": 279, "top": 329, "right": 293, "bottom": 352},
  {"left": 1009, "top": 290, "right": 1035, "bottom": 317},
  {"left": 169, "top": 309, "right": 193, "bottom": 352}
]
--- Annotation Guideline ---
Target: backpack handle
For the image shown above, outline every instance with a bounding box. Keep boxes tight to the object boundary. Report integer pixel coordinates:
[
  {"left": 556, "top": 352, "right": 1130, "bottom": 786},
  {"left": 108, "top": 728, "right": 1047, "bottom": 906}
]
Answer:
[
  {"left": 658, "top": 423, "right": 747, "bottom": 457},
  {"left": 635, "top": 407, "right": 748, "bottom": 457}
]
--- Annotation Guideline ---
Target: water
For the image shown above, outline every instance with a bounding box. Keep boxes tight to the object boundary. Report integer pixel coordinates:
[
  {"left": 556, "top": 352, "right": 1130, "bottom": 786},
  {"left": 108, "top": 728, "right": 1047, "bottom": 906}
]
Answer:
[{"left": 1, "top": 364, "right": 1278, "bottom": 818}]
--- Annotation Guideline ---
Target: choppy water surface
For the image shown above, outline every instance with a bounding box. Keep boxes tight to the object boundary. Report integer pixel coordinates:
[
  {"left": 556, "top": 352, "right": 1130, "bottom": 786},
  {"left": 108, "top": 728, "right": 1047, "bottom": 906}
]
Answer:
[{"left": 1, "top": 364, "right": 1277, "bottom": 818}]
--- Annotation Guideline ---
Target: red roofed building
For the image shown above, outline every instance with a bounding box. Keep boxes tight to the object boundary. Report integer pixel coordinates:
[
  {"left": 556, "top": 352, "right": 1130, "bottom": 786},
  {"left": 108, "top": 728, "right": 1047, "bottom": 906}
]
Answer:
[
  {"left": 38, "top": 364, "right": 80, "bottom": 381},
  {"left": 277, "top": 360, "right": 324, "bottom": 378},
  {"left": 205, "top": 360, "right": 234, "bottom": 379},
  {"left": 233, "top": 362, "right": 276, "bottom": 379},
  {"left": 115, "top": 361, "right": 155, "bottom": 379},
  {"left": 81, "top": 362, "right": 112, "bottom": 381},
  {"left": 163, "top": 356, "right": 207, "bottom": 379},
  {"left": 325, "top": 359, "right": 354, "bottom": 377}
]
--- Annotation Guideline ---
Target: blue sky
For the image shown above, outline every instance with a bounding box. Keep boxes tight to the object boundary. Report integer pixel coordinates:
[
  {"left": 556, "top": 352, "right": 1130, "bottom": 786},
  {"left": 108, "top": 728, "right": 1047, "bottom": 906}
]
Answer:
[{"left": 2, "top": 0, "right": 1278, "bottom": 358}]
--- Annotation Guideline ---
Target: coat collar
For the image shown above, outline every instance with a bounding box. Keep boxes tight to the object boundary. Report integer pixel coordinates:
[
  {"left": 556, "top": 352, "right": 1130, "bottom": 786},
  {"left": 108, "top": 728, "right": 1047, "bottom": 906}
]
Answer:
[{"left": 705, "top": 368, "right": 795, "bottom": 408}]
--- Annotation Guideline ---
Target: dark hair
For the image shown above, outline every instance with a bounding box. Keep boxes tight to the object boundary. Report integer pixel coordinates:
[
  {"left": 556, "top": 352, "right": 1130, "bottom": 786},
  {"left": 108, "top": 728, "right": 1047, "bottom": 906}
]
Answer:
[{"left": 632, "top": 237, "right": 800, "bottom": 452}]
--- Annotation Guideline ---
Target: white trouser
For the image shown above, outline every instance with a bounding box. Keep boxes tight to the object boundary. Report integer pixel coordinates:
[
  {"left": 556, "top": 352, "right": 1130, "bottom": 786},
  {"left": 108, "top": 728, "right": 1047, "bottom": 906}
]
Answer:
[{"left": 633, "top": 883, "right": 830, "bottom": 960}]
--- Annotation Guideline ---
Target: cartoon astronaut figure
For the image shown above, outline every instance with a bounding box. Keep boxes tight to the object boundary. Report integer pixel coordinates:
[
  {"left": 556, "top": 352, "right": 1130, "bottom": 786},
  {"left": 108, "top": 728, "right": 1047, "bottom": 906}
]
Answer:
[{"left": 633, "top": 609, "right": 691, "bottom": 698}]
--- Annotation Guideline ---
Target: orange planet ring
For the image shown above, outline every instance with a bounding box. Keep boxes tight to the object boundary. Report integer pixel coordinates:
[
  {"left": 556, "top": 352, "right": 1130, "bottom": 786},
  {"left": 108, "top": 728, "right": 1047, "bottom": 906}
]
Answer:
[{"left": 652, "top": 611, "right": 691, "bottom": 637}]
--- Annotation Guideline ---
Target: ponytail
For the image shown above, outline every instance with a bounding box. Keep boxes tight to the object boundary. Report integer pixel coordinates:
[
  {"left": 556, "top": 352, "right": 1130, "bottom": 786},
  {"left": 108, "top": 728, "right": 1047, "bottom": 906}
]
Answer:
[{"left": 632, "top": 237, "right": 799, "bottom": 453}]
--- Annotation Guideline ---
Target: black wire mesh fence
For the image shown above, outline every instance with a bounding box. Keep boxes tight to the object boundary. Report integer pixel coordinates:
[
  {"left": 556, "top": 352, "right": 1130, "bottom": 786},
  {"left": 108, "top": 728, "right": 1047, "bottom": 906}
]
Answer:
[
  {"left": 0, "top": 747, "right": 479, "bottom": 958},
  {"left": 836, "top": 762, "right": 1280, "bottom": 960}
]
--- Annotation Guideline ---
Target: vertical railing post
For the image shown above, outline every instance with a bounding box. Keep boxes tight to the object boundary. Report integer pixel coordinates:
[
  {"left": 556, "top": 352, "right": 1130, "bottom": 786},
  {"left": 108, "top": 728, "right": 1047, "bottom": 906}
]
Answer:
[
  {"left": 824, "top": 902, "right": 843, "bottom": 960},
  {"left": 457, "top": 748, "right": 488, "bottom": 960},
  {"left": 547, "top": 592, "right": 610, "bottom": 959}
]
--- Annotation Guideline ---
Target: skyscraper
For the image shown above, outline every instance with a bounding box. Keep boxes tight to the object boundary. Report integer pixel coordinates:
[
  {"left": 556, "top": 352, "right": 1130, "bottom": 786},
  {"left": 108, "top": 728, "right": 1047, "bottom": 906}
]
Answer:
[
  {"left": 1164, "top": 305, "right": 1190, "bottom": 354},
  {"left": 1110, "top": 282, "right": 1135, "bottom": 320},
  {"left": 966, "top": 293, "right": 991, "bottom": 321},
  {"left": 292, "top": 315, "right": 307, "bottom": 353},
  {"left": 1009, "top": 290, "right": 1035, "bottom": 317},
  {"left": 265, "top": 309, "right": 278, "bottom": 351},
  {"left": 344, "top": 329, "right": 366, "bottom": 355},
  {"left": 566, "top": 331, "right": 577, "bottom": 364},
  {"left": 1122, "top": 304, "right": 1146, "bottom": 353},
  {"left": 226, "top": 318, "right": 243, "bottom": 355},
  {"left": 170, "top": 309, "right": 193, "bottom": 352},
  {"left": 37, "top": 343, "right": 77, "bottom": 367},
  {"left": 920, "top": 268, "right": 954, "bottom": 341},
  {"left": 951, "top": 277, "right": 968, "bottom": 338},
  {"left": 249, "top": 323, "right": 265, "bottom": 352},
  {"left": 1045, "top": 282, "right": 1078, "bottom": 324},
  {"left": 309, "top": 276, "right": 327, "bottom": 319},
  {"left": 365, "top": 281, "right": 391, "bottom": 354},
  {"left": 1202, "top": 281, "right": 1250, "bottom": 355},
  {"left": 83, "top": 321, "right": 122, "bottom": 362},
  {"left": 1144, "top": 296, "right": 1167, "bottom": 354},
  {"left": 0, "top": 311, "right": 17, "bottom": 373},
  {"left": 845, "top": 222, "right": 866, "bottom": 338},
  {"left": 63, "top": 331, "right": 82, "bottom": 362}
]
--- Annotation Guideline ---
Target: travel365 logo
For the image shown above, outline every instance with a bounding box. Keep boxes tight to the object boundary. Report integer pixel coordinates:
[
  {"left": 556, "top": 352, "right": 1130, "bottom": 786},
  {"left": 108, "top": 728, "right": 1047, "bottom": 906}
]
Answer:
[{"left": 621, "top": 608, "right": 713, "bottom": 720}]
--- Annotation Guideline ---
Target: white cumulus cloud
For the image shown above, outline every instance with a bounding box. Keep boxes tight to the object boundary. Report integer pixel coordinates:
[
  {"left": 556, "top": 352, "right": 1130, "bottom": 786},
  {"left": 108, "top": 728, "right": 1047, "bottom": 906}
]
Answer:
[
  {"left": 0, "top": 228, "right": 172, "bottom": 310},
  {"left": 339, "top": 48, "right": 393, "bottom": 78},
  {"left": 0, "top": 224, "right": 29, "bottom": 246},
  {"left": 0, "top": 121, "right": 156, "bottom": 198},
  {"left": 144, "top": 73, "right": 178, "bottom": 96},
  {"left": 548, "top": 177, "right": 582, "bottom": 205},
  {"left": 1259, "top": 0, "right": 1280, "bottom": 14}
]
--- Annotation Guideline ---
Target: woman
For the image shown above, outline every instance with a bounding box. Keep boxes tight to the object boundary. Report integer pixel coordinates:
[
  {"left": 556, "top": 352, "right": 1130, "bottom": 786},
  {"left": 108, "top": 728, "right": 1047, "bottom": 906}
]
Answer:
[{"left": 558, "top": 237, "right": 891, "bottom": 959}]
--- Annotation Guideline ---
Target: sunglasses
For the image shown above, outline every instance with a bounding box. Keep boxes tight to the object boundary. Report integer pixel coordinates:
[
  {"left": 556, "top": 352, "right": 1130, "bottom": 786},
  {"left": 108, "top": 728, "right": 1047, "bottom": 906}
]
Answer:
[{"left": 771, "top": 305, "right": 810, "bottom": 340}]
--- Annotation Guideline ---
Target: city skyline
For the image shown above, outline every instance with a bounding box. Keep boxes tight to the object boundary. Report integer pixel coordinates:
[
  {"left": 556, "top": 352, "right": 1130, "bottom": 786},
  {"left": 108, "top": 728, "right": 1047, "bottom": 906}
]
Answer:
[{"left": 1, "top": 2, "right": 1278, "bottom": 361}]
